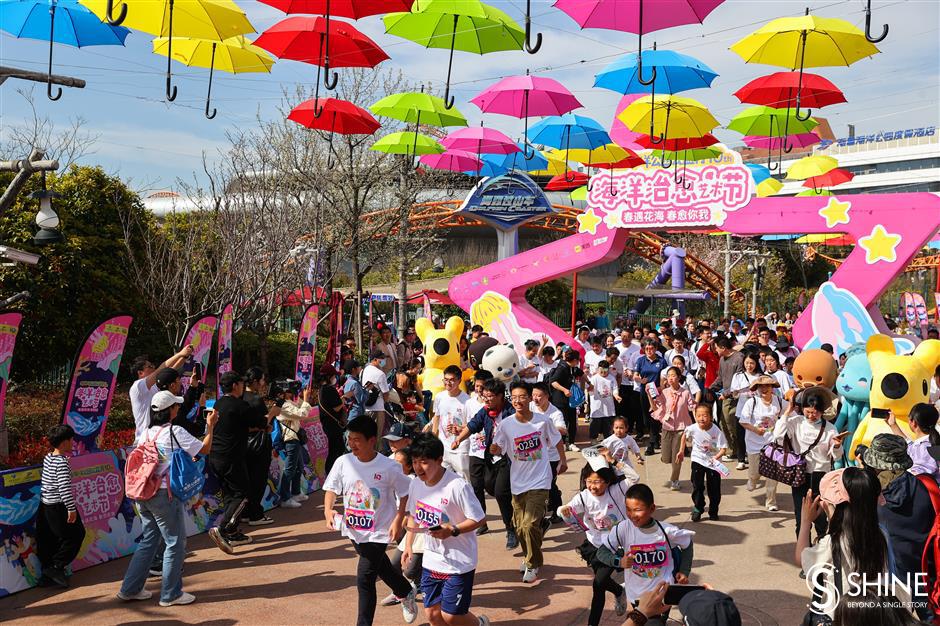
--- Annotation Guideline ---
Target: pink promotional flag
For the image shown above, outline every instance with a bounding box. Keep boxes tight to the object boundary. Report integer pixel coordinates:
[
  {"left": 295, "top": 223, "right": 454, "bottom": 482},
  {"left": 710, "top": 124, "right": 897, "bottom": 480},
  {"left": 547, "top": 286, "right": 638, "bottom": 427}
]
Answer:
[
  {"left": 216, "top": 304, "right": 234, "bottom": 398},
  {"left": 296, "top": 303, "right": 319, "bottom": 388},
  {"left": 610, "top": 93, "right": 646, "bottom": 150},
  {"left": 62, "top": 315, "right": 133, "bottom": 454},
  {"left": 0, "top": 312, "right": 23, "bottom": 428},
  {"left": 180, "top": 315, "right": 218, "bottom": 396}
]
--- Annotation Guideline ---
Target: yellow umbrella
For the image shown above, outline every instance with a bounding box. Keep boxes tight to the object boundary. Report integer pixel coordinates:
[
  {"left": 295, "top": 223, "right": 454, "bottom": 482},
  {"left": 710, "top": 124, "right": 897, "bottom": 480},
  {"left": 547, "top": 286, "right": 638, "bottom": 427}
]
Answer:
[
  {"left": 567, "top": 143, "right": 632, "bottom": 165},
  {"left": 570, "top": 185, "right": 587, "bottom": 201},
  {"left": 81, "top": 0, "right": 254, "bottom": 101},
  {"left": 152, "top": 35, "right": 273, "bottom": 119},
  {"left": 786, "top": 154, "right": 838, "bottom": 180},
  {"left": 796, "top": 233, "right": 845, "bottom": 244},
  {"left": 529, "top": 148, "right": 568, "bottom": 176},
  {"left": 618, "top": 95, "right": 719, "bottom": 144},
  {"left": 757, "top": 178, "right": 783, "bottom": 197}
]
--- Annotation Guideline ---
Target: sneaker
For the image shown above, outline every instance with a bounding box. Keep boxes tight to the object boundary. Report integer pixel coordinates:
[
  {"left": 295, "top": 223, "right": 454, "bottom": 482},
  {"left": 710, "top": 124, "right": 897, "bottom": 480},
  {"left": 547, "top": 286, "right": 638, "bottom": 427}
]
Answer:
[
  {"left": 690, "top": 509, "right": 703, "bottom": 522},
  {"left": 708, "top": 512, "right": 720, "bottom": 521},
  {"left": 46, "top": 567, "right": 69, "bottom": 588},
  {"left": 767, "top": 504, "right": 779, "bottom": 512},
  {"left": 248, "top": 516, "right": 275, "bottom": 525},
  {"left": 721, "top": 454, "right": 735, "bottom": 462},
  {"left": 614, "top": 591, "right": 628, "bottom": 617},
  {"left": 519, "top": 561, "right": 527, "bottom": 573},
  {"left": 400, "top": 586, "right": 418, "bottom": 624},
  {"left": 799, "top": 569, "right": 807, "bottom": 579},
  {"left": 208, "top": 527, "right": 234, "bottom": 554},
  {"left": 735, "top": 462, "right": 747, "bottom": 471},
  {"left": 380, "top": 593, "right": 401, "bottom": 607},
  {"left": 506, "top": 529, "right": 519, "bottom": 550},
  {"left": 478, "top": 616, "right": 491, "bottom": 626},
  {"left": 644, "top": 447, "right": 656, "bottom": 457},
  {"left": 745, "top": 479, "right": 755, "bottom": 492},
  {"left": 522, "top": 567, "right": 539, "bottom": 583},
  {"left": 280, "top": 499, "right": 302, "bottom": 509},
  {"left": 476, "top": 524, "right": 490, "bottom": 536},
  {"left": 567, "top": 443, "right": 580, "bottom": 452},
  {"left": 229, "top": 532, "right": 253, "bottom": 546},
  {"left": 148, "top": 567, "right": 162, "bottom": 577},
  {"left": 293, "top": 493, "right": 309, "bottom": 502},
  {"left": 117, "top": 589, "right": 153, "bottom": 601},
  {"left": 670, "top": 481, "right": 680, "bottom": 491},
  {"left": 159, "top": 592, "right": 196, "bottom": 607}
]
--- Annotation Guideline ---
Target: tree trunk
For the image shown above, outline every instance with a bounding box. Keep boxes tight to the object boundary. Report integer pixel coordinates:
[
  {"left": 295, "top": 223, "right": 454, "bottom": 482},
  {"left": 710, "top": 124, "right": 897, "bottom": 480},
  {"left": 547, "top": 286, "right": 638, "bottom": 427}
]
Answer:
[
  {"left": 258, "top": 332, "right": 270, "bottom": 373},
  {"left": 397, "top": 169, "right": 409, "bottom": 337},
  {"left": 353, "top": 255, "right": 363, "bottom": 351}
]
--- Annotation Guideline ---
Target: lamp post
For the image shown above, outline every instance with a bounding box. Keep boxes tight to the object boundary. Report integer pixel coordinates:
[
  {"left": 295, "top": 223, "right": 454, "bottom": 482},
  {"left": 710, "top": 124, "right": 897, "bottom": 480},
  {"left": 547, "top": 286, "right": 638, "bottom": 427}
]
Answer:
[{"left": 30, "top": 172, "right": 62, "bottom": 245}]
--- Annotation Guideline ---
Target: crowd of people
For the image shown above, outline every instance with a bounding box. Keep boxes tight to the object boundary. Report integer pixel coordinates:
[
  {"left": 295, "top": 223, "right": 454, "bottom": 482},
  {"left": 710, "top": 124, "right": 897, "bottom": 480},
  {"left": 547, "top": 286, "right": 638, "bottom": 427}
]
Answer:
[{"left": 31, "top": 311, "right": 939, "bottom": 625}]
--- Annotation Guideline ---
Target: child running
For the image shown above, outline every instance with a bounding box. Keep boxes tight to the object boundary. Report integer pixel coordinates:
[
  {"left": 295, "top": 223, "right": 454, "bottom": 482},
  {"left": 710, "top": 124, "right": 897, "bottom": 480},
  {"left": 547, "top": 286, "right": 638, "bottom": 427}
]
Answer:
[
  {"left": 649, "top": 367, "right": 695, "bottom": 491},
  {"left": 678, "top": 404, "right": 728, "bottom": 522},
  {"left": 403, "top": 433, "right": 490, "bottom": 626},
  {"left": 383, "top": 448, "right": 424, "bottom": 608},
  {"left": 595, "top": 483, "right": 695, "bottom": 626},
  {"left": 588, "top": 360, "right": 621, "bottom": 443},
  {"left": 600, "top": 417, "right": 644, "bottom": 479},
  {"left": 739, "top": 374, "right": 784, "bottom": 511},
  {"left": 559, "top": 466, "right": 629, "bottom": 626}
]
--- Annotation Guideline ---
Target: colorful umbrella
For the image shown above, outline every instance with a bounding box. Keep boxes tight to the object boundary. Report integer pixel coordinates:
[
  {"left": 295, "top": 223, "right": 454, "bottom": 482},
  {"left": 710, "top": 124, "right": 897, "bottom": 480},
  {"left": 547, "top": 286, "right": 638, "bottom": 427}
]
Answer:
[
  {"left": 0, "top": 0, "right": 130, "bottom": 100},
  {"left": 570, "top": 185, "right": 587, "bottom": 201},
  {"left": 469, "top": 158, "right": 509, "bottom": 178},
  {"left": 610, "top": 93, "right": 646, "bottom": 150},
  {"left": 288, "top": 97, "right": 380, "bottom": 165},
  {"left": 746, "top": 163, "right": 772, "bottom": 183},
  {"left": 635, "top": 132, "right": 718, "bottom": 151},
  {"left": 585, "top": 148, "right": 644, "bottom": 196},
  {"left": 528, "top": 114, "right": 611, "bottom": 181},
  {"left": 371, "top": 131, "right": 444, "bottom": 156},
  {"left": 803, "top": 167, "right": 853, "bottom": 189},
  {"left": 152, "top": 35, "right": 273, "bottom": 118},
  {"left": 795, "top": 188, "right": 834, "bottom": 197},
  {"left": 481, "top": 145, "right": 552, "bottom": 174},
  {"left": 727, "top": 105, "right": 818, "bottom": 137},
  {"left": 554, "top": 0, "right": 724, "bottom": 86},
  {"left": 786, "top": 154, "right": 838, "bottom": 180},
  {"left": 255, "top": 16, "right": 388, "bottom": 108},
  {"left": 441, "top": 126, "right": 519, "bottom": 154},
  {"left": 742, "top": 133, "right": 820, "bottom": 150},
  {"left": 420, "top": 149, "right": 482, "bottom": 172},
  {"left": 384, "top": 0, "right": 525, "bottom": 108},
  {"left": 371, "top": 90, "right": 466, "bottom": 166},
  {"left": 594, "top": 46, "right": 717, "bottom": 95},
  {"left": 81, "top": 0, "right": 254, "bottom": 101},
  {"left": 546, "top": 171, "right": 588, "bottom": 191},
  {"left": 734, "top": 71, "right": 845, "bottom": 109},
  {"left": 795, "top": 233, "right": 853, "bottom": 245},
  {"left": 648, "top": 145, "right": 722, "bottom": 187},
  {"left": 619, "top": 95, "right": 719, "bottom": 143},
  {"left": 757, "top": 178, "right": 783, "bottom": 197}
]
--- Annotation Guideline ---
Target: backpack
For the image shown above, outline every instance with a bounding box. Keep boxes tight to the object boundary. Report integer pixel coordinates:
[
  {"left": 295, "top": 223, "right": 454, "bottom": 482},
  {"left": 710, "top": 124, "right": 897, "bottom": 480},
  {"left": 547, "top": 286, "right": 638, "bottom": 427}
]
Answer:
[
  {"left": 168, "top": 429, "right": 205, "bottom": 502},
  {"left": 914, "top": 473, "right": 940, "bottom": 623},
  {"left": 271, "top": 418, "right": 285, "bottom": 452},
  {"left": 125, "top": 425, "right": 169, "bottom": 501},
  {"left": 569, "top": 384, "right": 585, "bottom": 408}
]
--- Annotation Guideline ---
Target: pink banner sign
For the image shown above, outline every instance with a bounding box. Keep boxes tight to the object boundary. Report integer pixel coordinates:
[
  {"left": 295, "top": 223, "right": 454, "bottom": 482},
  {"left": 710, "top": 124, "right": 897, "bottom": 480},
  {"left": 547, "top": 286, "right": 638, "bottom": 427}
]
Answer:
[
  {"left": 295, "top": 304, "right": 318, "bottom": 388},
  {"left": 303, "top": 411, "right": 329, "bottom": 480},
  {"left": 216, "top": 304, "right": 234, "bottom": 398},
  {"left": 70, "top": 451, "right": 123, "bottom": 529},
  {"left": 62, "top": 316, "right": 133, "bottom": 455},
  {"left": 0, "top": 312, "right": 23, "bottom": 428},
  {"left": 180, "top": 316, "right": 218, "bottom": 397}
]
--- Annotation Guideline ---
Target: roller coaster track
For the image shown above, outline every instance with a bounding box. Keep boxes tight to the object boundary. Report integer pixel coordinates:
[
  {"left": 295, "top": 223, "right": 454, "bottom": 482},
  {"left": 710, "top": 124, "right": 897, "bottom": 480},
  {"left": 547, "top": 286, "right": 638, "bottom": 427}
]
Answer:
[
  {"left": 361, "top": 200, "right": 742, "bottom": 301},
  {"left": 807, "top": 246, "right": 940, "bottom": 272}
]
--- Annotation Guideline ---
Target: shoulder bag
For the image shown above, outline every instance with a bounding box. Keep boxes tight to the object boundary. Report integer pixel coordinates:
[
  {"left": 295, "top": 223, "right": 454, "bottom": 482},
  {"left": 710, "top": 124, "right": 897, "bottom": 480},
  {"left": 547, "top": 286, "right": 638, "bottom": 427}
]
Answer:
[{"left": 758, "top": 419, "right": 825, "bottom": 488}]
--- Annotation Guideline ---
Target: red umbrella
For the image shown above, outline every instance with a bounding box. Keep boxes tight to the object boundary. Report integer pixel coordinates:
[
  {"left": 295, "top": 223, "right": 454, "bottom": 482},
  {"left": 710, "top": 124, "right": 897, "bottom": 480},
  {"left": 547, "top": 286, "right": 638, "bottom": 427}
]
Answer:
[
  {"left": 803, "top": 167, "right": 854, "bottom": 189},
  {"left": 289, "top": 97, "right": 380, "bottom": 164},
  {"left": 734, "top": 71, "right": 846, "bottom": 109},
  {"left": 255, "top": 16, "right": 388, "bottom": 103},
  {"left": 406, "top": 289, "right": 454, "bottom": 305},
  {"left": 635, "top": 133, "right": 719, "bottom": 150},
  {"left": 546, "top": 171, "right": 588, "bottom": 190}
]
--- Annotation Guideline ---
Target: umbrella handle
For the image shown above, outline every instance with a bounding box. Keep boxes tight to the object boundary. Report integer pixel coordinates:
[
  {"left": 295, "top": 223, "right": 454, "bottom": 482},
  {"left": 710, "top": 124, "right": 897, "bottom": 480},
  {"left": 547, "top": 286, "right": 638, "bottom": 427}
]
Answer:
[
  {"left": 165, "top": 0, "right": 178, "bottom": 102},
  {"left": 442, "top": 15, "right": 458, "bottom": 109},
  {"left": 636, "top": 0, "right": 656, "bottom": 86},
  {"left": 205, "top": 44, "right": 217, "bottom": 120},
  {"left": 563, "top": 127, "right": 575, "bottom": 183},
  {"left": 794, "top": 105, "right": 812, "bottom": 125},
  {"left": 105, "top": 0, "right": 127, "bottom": 26},
  {"left": 326, "top": 112, "right": 338, "bottom": 169},
  {"left": 865, "top": 0, "right": 888, "bottom": 43},
  {"left": 313, "top": 63, "right": 326, "bottom": 118},
  {"left": 46, "top": 6, "right": 62, "bottom": 102},
  {"left": 521, "top": 92, "right": 533, "bottom": 157},
  {"left": 524, "top": 0, "right": 542, "bottom": 54},
  {"left": 609, "top": 169, "right": 617, "bottom": 196},
  {"left": 650, "top": 102, "right": 666, "bottom": 145},
  {"left": 412, "top": 109, "right": 423, "bottom": 170}
]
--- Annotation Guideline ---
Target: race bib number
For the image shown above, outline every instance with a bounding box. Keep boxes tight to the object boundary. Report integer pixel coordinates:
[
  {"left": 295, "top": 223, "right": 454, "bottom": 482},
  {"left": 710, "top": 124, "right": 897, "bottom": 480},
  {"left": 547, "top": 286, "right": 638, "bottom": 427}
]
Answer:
[
  {"left": 345, "top": 508, "right": 375, "bottom": 531},
  {"left": 630, "top": 541, "right": 670, "bottom": 579},
  {"left": 470, "top": 432, "right": 486, "bottom": 454},
  {"left": 514, "top": 431, "right": 543, "bottom": 461},
  {"left": 414, "top": 500, "right": 444, "bottom": 529}
]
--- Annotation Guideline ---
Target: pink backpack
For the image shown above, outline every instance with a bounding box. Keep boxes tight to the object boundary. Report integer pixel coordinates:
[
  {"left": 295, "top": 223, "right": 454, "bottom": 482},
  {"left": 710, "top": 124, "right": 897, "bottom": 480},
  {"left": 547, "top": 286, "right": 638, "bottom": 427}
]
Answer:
[{"left": 125, "top": 425, "right": 169, "bottom": 500}]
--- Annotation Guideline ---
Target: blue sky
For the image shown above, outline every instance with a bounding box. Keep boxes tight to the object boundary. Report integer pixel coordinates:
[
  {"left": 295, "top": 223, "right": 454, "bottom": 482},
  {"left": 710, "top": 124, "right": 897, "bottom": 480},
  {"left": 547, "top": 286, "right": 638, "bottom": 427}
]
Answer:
[{"left": 1, "top": 0, "right": 937, "bottom": 189}]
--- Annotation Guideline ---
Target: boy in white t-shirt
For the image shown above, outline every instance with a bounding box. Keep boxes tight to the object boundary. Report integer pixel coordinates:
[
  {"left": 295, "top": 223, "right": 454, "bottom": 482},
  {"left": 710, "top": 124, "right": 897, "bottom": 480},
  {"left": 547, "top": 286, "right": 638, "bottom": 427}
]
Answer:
[
  {"left": 588, "top": 361, "right": 621, "bottom": 443},
  {"left": 403, "top": 433, "right": 490, "bottom": 626},
  {"left": 432, "top": 365, "right": 472, "bottom": 483},
  {"left": 678, "top": 404, "right": 728, "bottom": 522},
  {"left": 518, "top": 339, "right": 543, "bottom": 384},
  {"left": 531, "top": 381, "right": 569, "bottom": 523},
  {"left": 538, "top": 346, "right": 558, "bottom": 382},
  {"left": 601, "top": 416, "right": 644, "bottom": 477},
  {"left": 323, "top": 417, "right": 419, "bottom": 625}
]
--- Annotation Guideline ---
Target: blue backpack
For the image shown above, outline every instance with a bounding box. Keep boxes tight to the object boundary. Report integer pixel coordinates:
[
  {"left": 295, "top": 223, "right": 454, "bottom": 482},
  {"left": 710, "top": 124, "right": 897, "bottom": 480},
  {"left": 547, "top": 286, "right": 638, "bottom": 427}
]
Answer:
[
  {"left": 569, "top": 384, "right": 585, "bottom": 408},
  {"left": 169, "top": 429, "right": 205, "bottom": 501},
  {"left": 271, "top": 418, "right": 285, "bottom": 452}
]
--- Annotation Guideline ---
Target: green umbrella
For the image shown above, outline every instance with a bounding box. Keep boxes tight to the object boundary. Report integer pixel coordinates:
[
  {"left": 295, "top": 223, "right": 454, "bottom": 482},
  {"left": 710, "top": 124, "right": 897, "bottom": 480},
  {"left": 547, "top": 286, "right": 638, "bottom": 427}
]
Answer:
[
  {"left": 727, "top": 105, "right": 818, "bottom": 137},
  {"left": 371, "top": 131, "right": 445, "bottom": 156},
  {"left": 570, "top": 185, "right": 587, "bottom": 201},
  {"left": 371, "top": 91, "right": 468, "bottom": 127},
  {"left": 648, "top": 146, "right": 723, "bottom": 161},
  {"left": 384, "top": 0, "right": 524, "bottom": 108}
]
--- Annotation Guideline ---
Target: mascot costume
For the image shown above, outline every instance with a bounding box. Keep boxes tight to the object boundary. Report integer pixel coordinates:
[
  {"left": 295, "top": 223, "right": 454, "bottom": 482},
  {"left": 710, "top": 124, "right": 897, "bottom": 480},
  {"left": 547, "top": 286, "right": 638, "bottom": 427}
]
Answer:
[
  {"left": 480, "top": 344, "right": 519, "bottom": 383},
  {"left": 415, "top": 316, "right": 464, "bottom": 396}
]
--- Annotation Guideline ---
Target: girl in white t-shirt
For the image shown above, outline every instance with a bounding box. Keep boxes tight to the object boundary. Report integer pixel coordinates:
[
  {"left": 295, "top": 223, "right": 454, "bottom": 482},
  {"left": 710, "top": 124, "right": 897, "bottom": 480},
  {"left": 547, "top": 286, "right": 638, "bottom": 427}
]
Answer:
[
  {"left": 738, "top": 375, "right": 784, "bottom": 511},
  {"left": 558, "top": 467, "right": 629, "bottom": 626},
  {"left": 588, "top": 361, "right": 621, "bottom": 443},
  {"left": 383, "top": 448, "right": 424, "bottom": 607}
]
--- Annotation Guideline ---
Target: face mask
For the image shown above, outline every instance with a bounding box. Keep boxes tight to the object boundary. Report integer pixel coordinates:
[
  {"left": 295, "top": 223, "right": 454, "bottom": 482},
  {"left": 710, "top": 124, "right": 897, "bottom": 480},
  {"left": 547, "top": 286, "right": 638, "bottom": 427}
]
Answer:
[{"left": 379, "top": 359, "right": 387, "bottom": 367}]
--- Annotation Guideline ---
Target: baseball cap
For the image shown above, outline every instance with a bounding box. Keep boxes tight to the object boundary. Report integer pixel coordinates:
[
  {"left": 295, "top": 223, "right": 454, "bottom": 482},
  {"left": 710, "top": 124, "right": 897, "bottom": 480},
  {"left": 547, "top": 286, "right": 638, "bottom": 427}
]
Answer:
[
  {"left": 384, "top": 422, "right": 414, "bottom": 441},
  {"left": 151, "top": 390, "right": 184, "bottom": 412},
  {"left": 155, "top": 367, "right": 181, "bottom": 389}
]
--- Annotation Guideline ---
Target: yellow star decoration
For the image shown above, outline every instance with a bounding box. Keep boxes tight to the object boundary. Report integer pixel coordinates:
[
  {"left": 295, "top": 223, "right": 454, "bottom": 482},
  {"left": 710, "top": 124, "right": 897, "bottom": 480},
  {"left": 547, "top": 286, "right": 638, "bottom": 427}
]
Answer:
[
  {"left": 603, "top": 211, "right": 620, "bottom": 228},
  {"left": 577, "top": 208, "right": 602, "bottom": 234},
  {"left": 712, "top": 208, "right": 727, "bottom": 226},
  {"left": 818, "top": 197, "right": 851, "bottom": 228},
  {"left": 858, "top": 224, "right": 902, "bottom": 264}
]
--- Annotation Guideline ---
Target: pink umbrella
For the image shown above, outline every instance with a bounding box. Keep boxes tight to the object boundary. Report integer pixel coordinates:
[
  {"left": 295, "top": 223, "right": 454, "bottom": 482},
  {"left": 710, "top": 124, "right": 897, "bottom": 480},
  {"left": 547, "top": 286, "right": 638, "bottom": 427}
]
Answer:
[
  {"left": 441, "top": 126, "right": 520, "bottom": 154},
  {"left": 554, "top": 0, "right": 725, "bottom": 85},
  {"left": 471, "top": 71, "right": 582, "bottom": 158},
  {"left": 610, "top": 93, "right": 647, "bottom": 150},
  {"left": 743, "top": 133, "right": 820, "bottom": 150},
  {"left": 419, "top": 149, "right": 482, "bottom": 172}
]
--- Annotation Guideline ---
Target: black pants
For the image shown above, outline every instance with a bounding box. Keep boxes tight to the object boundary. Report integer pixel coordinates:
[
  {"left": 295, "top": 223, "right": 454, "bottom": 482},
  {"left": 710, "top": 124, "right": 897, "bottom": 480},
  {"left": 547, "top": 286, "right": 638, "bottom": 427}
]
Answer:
[
  {"left": 792, "top": 471, "right": 829, "bottom": 539},
  {"left": 353, "top": 541, "right": 413, "bottom": 626},
  {"left": 209, "top": 455, "right": 249, "bottom": 536},
  {"left": 562, "top": 405, "right": 578, "bottom": 446},
  {"left": 690, "top": 462, "right": 721, "bottom": 516},
  {"left": 36, "top": 503, "right": 85, "bottom": 572},
  {"left": 548, "top": 460, "right": 562, "bottom": 514},
  {"left": 589, "top": 562, "right": 623, "bottom": 626},
  {"left": 469, "top": 456, "right": 514, "bottom": 532},
  {"left": 245, "top": 439, "right": 273, "bottom": 521},
  {"left": 641, "top": 392, "right": 660, "bottom": 449},
  {"left": 322, "top": 418, "right": 346, "bottom": 477},
  {"left": 589, "top": 415, "right": 612, "bottom": 440},
  {"left": 624, "top": 387, "right": 645, "bottom": 437}
]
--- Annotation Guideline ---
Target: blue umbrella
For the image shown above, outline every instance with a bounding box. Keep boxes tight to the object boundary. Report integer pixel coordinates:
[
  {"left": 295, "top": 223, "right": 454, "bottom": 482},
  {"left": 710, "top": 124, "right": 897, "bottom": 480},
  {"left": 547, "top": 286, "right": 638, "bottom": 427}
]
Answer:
[
  {"left": 527, "top": 114, "right": 610, "bottom": 181},
  {"left": 762, "top": 234, "right": 801, "bottom": 241},
  {"left": 746, "top": 163, "right": 772, "bottom": 184},
  {"left": 482, "top": 144, "right": 548, "bottom": 172},
  {"left": 0, "top": 0, "right": 130, "bottom": 100},
  {"left": 594, "top": 47, "right": 718, "bottom": 95}
]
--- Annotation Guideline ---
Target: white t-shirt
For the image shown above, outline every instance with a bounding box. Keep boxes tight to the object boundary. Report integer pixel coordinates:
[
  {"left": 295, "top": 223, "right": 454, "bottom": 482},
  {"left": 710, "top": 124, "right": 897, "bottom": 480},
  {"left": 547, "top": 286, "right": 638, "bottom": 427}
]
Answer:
[
  {"left": 538, "top": 359, "right": 558, "bottom": 382},
  {"left": 493, "top": 415, "right": 560, "bottom": 494},
  {"left": 620, "top": 344, "right": 642, "bottom": 389},
  {"left": 143, "top": 424, "right": 203, "bottom": 477},
  {"left": 584, "top": 350, "right": 606, "bottom": 376},
  {"left": 604, "top": 519, "right": 695, "bottom": 601},
  {"left": 601, "top": 433, "right": 641, "bottom": 472},
  {"left": 465, "top": 395, "right": 488, "bottom": 459},
  {"left": 519, "top": 353, "right": 542, "bottom": 384},
  {"left": 770, "top": 369, "right": 793, "bottom": 397},
  {"left": 131, "top": 378, "right": 159, "bottom": 444},
  {"left": 531, "top": 403, "right": 565, "bottom": 462},
  {"left": 731, "top": 371, "right": 761, "bottom": 418},
  {"left": 565, "top": 481, "right": 630, "bottom": 547},
  {"left": 589, "top": 373, "right": 618, "bottom": 418},
  {"left": 362, "top": 364, "right": 390, "bottom": 412},
  {"left": 739, "top": 394, "right": 784, "bottom": 455},
  {"left": 686, "top": 423, "right": 728, "bottom": 467},
  {"left": 434, "top": 391, "right": 470, "bottom": 453},
  {"left": 606, "top": 357, "right": 625, "bottom": 381},
  {"left": 407, "top": 470, "right": 484, "bottom": 575},
  {"left": 663, "top": 348, "right": 700, "bottom": 373},
  {"left": 323, "top": 452, "right": 411, "bottom": 544}
]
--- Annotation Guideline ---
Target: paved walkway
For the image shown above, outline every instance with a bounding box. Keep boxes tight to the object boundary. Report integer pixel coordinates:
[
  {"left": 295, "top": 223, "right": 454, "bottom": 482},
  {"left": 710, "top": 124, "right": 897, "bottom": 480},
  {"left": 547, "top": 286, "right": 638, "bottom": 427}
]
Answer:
[{"left": 0, "top": 436, "right": 810, "bottom": 625}]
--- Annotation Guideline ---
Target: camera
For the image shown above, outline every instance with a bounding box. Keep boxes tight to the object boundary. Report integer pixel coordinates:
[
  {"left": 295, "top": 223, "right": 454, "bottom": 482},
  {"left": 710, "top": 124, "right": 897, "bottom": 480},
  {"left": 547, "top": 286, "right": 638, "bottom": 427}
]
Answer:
[{"left": 270, "top": 379, "right": 302, "bottom": 402}]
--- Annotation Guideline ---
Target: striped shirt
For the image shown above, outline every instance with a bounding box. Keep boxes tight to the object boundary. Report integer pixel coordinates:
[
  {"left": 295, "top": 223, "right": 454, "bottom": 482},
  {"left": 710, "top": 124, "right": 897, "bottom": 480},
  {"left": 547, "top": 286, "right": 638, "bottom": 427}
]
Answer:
[{"left": 40, "top": 453, "right": 76, "bottom": 511}]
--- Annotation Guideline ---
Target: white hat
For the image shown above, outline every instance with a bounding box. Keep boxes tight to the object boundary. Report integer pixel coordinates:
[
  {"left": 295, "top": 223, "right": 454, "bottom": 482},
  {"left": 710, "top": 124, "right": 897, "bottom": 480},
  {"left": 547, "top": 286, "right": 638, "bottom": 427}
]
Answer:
[{"left": 151, "top": 390, "right": 184, "bottom": 411}]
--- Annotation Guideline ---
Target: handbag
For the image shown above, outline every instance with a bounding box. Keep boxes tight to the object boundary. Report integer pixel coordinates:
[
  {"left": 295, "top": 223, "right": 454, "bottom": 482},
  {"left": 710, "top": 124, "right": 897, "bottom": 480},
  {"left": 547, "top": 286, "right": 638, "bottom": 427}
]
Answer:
[
  {"left": 758, "top": 419, "right": 826, "bottom": 488},
  {"left": 168, "top": 429, "right": 205, "bottom": 501},
  {"left": 281, "top": 421, "right": 309, "bottom": 445}
]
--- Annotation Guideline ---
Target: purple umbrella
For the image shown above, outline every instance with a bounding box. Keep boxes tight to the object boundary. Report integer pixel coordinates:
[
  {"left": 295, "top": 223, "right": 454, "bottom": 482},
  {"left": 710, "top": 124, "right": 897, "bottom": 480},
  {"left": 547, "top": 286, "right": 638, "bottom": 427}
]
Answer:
[
  {"left": 419, "top": 149, "right": 482, "bottom": 172},
  {"left": 442, "top": 126, "right": 520, "bottom": 154},
  {"left": 471, "top": 71, "right": 582, "bottom": 158},
  {"left": 743, "top": 133, "right": 820, "bottom": 150}
]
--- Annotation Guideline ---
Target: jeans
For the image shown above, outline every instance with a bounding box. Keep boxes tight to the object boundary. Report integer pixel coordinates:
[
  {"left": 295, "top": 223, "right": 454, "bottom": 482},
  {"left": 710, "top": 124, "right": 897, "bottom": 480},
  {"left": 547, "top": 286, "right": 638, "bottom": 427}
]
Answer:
[
  {"left": 353, "top": 541, "right": 413, "bottom": 626},
  {"left": 36, "top": 503, "right": 85, "bottom": 572},
  {"left": 120, "top": 489, "right": 186, "bottom": 604},
  {"left": 690, "top": 461, "right": 721, "bottom": 516},
  {"left": 278, "top": 440, "right": 303, "bottom": 502},
  {"left": 792, "top": 471, "right": 828, "bottom": 539},
  {"left": 512, "top": 489, "right": 549, "bottom": 568},
  {"left": 468, "top": 456, "right": 514, "bottom": 532},
  {"left": 209, "top": 455, "right": 249, "bottom": 536}
]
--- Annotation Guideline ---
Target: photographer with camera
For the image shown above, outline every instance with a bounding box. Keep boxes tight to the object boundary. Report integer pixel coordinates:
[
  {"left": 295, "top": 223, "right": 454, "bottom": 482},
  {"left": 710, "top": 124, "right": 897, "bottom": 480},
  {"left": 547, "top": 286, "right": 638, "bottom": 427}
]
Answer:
[{"left": 271, "top": 379, "right": 316, "bottom": 509}]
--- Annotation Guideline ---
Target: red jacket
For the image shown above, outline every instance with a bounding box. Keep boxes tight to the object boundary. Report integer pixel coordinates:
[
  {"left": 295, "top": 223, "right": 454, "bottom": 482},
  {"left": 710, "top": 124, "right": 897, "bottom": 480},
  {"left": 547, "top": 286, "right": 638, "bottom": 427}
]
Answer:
[{"left": 696, "top": 343, "right": 720, "bottom": 389}]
